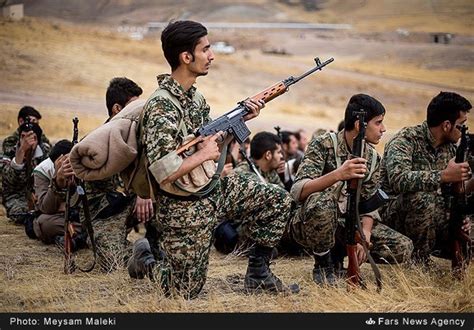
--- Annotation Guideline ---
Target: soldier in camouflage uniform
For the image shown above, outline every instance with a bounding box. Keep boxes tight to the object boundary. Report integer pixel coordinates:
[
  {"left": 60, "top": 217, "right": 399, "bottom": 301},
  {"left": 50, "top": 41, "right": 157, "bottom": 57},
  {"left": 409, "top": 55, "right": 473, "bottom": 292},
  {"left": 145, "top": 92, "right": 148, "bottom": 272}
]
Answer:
[
  {"left": 214, "top": 132, "right": 286, "bottom": 254},
  {"left": 142, "top": 21, "right": 296, "bottom": 298},
  {"left": 288, "top": 94, "right": 413, "bottom": 285},
  {"left": 234, "top": 131, "right": 285, "bottom": 188},
  {"left": 77, "top": 77, "right": 153, "bottom": 273},
  {"left": 380, "top": 91, "right": 473, "bottom": 264},
  {"left": 2, "top": 106, "right": 51, "bottom": 224}
]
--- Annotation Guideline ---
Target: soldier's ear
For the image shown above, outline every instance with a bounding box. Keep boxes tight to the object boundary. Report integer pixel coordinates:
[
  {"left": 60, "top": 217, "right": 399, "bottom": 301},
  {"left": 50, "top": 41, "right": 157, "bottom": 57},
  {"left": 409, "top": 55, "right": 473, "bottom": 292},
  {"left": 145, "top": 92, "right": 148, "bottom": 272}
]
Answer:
[
  {"left": 111, "top": 103, "right": 122, "bottom": 117},
  {"left": 265, "top": 150, "right": 272, "bottom": 160},
  {"left": 354, "top": 120, "right": 360, "bottom": 132},
  {"left": 181, "top": 51, "right": 193, "bottom": 64},
  {"left": 442, "top": 120, "right": 451, "bottom": 132}
]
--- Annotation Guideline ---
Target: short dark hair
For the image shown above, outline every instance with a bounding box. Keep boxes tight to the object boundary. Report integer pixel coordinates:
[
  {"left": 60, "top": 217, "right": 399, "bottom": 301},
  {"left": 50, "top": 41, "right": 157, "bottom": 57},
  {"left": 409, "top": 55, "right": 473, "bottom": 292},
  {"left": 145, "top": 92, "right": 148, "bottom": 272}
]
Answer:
[
  {"left": 161, "top": 20, "right": 208, "bottom": 71},
  {"left": 250, "top": 132, "right": 281, "bottom": 160},
  {"left": 344, "top": 94, "right": 386, "bottom": 130},
  {"left": 426, "top": 91, "right": 471, "bottom": 127},
  {"left": 49, "top": 139, "right": 73, "bottom": 162},
  {"left": 337, "top": 120, "right": 345, "bottom": 132},
  {"left": 280, "top": 131, "right": 295, "bottom": 145},
  {"left": 105, "top": 77, "right": 143, "bottom": 116},
  {"left": 18, "top": 106, "right": 41, "bottom": 121}
]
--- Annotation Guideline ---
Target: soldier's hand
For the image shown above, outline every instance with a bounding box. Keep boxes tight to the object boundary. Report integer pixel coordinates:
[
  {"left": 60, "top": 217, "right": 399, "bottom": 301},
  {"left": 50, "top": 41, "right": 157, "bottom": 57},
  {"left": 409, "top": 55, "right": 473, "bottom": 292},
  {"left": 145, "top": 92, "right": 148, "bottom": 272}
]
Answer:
[
  {"left": 134, "top": 196, "right": 154, "bottom": 223},
  {"left": 220, "top": 163, "right": 234, "bottom": 177},
  {"left": 462, "top": 217, "right": 471, "bottom": 234},
  {"left": 337, "top": 158, "right": 367, "bottom": 181},
  {"left": 441, "top": 158, "right": 471, "bottom": 183},
  {"left": 15, "top": 131, "right": 38, "bottom": 164},
  {"left": 197, "top": 132, "right": 223, "bottom": 161},
  {"left": 356, "top": 243, "right": 367, "bottom": 266},
  {"left": 55, "top": 154, "right": 75, "bottom": 188},
  {"left": 243, "top": 98, "right": 265, "bottom": 121},
  {"left": 276, "top": 160, "right": 286, "bottom": 174}
]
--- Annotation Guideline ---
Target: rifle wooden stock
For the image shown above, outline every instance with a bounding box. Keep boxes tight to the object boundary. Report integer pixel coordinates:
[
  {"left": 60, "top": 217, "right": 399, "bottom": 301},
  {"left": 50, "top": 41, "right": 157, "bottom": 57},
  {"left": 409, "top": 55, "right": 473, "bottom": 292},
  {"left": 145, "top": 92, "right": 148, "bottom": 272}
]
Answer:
[
  {"left": 346, "top": 244, "right": 360, "bottom": 287},
  {"left": 249, "top": 81, "right": 287, "bottom": 103}
]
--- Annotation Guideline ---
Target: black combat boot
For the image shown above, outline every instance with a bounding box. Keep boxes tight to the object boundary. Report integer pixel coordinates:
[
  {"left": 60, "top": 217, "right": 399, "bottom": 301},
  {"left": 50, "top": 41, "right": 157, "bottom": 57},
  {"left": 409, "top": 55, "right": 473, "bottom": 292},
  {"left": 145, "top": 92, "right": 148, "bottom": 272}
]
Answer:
[
  {"left": 23, "top": 213, "right": 37, "bottom": 239},
  {"left": 244, "top": 245, "right": 299, "bottom": 294},
  {"left": 127, "top": 238, "right": 156, "bottom": 280},
  {"left": 313, "top": 252, "right": 337, "bottom": 286}
]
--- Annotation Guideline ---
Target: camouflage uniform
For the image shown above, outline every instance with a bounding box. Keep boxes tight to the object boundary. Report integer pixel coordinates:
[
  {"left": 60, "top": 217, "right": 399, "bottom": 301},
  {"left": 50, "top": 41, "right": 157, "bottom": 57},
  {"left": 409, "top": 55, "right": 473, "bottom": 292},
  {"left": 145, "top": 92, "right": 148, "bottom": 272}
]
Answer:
[
  {"left": 380, "top": 121, "right": 469, "bottom": 259},
  {"left": 288, "top": 130, "right": 413, "bottom": 264},
  {"left": 83, "top": 175, "right": 135, "bottom": 272},
  {"left": 2, "top": 129, "right": 51, "bottom": 223},
  {"left": 234, "top": 160, "right": 284, "bottom": 188},
  {"left": 143, "top": 74, "right": 292, "bottom": 298}
]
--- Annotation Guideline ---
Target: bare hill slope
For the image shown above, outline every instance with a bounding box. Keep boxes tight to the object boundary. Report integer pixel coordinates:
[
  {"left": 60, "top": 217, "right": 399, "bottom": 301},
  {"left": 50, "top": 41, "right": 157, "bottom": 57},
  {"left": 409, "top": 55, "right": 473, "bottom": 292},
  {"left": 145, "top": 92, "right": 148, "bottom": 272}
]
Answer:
[{"left": 7, "top": 0, "right": 474, "bottom": 33}]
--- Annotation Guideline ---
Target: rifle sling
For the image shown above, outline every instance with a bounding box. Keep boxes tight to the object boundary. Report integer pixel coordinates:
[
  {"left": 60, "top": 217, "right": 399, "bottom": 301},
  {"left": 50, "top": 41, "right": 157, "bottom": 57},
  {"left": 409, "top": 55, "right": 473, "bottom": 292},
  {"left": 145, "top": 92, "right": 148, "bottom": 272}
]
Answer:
[{"left": 75, "top": 186, "right": 97, "bottom": 273}]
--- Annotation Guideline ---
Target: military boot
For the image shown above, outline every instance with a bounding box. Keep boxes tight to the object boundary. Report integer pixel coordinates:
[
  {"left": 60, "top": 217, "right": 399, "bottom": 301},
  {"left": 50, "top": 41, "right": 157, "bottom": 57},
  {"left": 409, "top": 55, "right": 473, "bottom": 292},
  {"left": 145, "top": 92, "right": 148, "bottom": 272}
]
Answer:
[
  {"left": 313, "top": 252, "right": 337, "bottom": 286},
  {"left": 244, "top": 245, "right": 299, "bottom": 294},
  {"left": 127, "top": 238, "right": 156, "bottom": 280}
]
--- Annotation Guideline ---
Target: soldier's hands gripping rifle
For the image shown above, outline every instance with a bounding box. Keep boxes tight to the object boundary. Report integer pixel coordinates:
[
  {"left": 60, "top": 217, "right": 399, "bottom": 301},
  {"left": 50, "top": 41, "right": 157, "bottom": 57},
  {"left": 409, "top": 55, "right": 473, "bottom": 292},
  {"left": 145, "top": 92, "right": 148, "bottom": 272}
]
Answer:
[
  {"left": 176, "top": 57, "right": 334, "bottom": 155},
  {"left": 345, "top": 110, "right": 382, "bottom": 292},
  {"left": 64, "top": 117, "right": 96, "bottom": 274},
  {"left": 448, "top": 125, "right": 473, "bottom": 279}
]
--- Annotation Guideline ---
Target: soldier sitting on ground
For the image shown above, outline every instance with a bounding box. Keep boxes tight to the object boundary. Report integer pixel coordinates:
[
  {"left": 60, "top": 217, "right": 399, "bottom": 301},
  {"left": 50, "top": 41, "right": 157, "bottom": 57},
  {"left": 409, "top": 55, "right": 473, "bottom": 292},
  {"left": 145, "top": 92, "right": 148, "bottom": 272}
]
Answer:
[
  {"left": 287, "top": 94, "right": 413, "bottom": 286},
  {"left": 380, "top": 91, "right": 473, "bottom": 267},
  {"left": 2, "top": 106, "right": 51, "bottom": 225},
  {"left": 28, "top": 139, "right": 86, "bottom": 250}
]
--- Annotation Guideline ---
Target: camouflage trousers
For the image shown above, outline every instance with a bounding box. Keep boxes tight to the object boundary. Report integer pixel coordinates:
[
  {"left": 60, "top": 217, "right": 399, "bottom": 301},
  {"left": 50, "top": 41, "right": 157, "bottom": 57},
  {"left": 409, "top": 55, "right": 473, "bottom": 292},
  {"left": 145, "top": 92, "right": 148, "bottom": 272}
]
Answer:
[
  {"left": 84, "top": 196, "right": 136, "bottom": 273},
  {"left": 289, "top": 188, "right": 413, "bottom": 264},
  {"left": 381, "top": 191, "right": 459, "bottom": 260},
  {"left": 3, "top": 193, "right": 29, "bottom": 224},
  {"left": 148, "top": 172, "right": 292, "bottom": 299}
]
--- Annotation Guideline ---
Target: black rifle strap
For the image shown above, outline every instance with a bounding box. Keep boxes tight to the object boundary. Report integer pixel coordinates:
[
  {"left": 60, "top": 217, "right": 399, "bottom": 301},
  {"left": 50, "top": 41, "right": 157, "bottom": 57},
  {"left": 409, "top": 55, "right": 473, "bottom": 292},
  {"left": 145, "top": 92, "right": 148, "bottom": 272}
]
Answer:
[{"left": 76, "top": 182, "right": 97, "bottom": 273}]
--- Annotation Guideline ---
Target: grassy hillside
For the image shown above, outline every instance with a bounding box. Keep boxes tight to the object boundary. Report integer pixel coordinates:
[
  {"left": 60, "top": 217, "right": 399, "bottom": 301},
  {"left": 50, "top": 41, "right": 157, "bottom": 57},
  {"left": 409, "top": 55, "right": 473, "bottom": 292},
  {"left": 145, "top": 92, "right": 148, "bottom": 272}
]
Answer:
[
  {"left": 10, "top": 0, "right": 474, "bottom": 34},
  {"left": 1, "top": 17, "right": 472, "bottom": 143}
]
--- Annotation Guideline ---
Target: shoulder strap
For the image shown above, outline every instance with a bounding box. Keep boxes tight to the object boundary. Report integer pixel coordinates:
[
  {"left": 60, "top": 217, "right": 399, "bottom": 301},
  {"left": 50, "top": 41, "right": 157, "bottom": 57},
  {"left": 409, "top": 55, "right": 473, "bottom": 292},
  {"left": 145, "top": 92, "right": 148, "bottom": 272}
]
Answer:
[
  {"left": 329, "top": 132, "right": 341, "bottom": 168},
  {"left": 363, "top": 147, "right": 377, "bottom": 183}
]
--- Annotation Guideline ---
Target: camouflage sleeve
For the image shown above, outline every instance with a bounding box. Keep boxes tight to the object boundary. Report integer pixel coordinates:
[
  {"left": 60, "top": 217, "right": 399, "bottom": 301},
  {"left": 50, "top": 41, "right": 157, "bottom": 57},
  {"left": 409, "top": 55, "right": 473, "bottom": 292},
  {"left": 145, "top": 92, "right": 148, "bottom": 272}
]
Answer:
[
  {"left": 143, "top": 96, "right": 184, "bottom": 183},
  {"left": 385, "top": 136, "right": 441, "bottom": 193},
  {"left": 294, "top": 135, "right": 328, "bottom": 183},
  {"left": 360, "top": 149, "right": 381, "bottom": 202},
  {"left": 2, "top": 135, "right": 18, "bottom": 159},
  {"left": 2, "top": 162, "right": 27, "bottom": 191}
]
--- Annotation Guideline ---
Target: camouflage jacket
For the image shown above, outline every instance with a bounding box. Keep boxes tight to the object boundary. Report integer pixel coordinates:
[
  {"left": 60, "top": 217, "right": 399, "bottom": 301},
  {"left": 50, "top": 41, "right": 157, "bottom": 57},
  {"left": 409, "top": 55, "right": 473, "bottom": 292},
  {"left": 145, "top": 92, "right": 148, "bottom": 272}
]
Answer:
[
  {"left": 2, "top": 129, "right": 51, "bottom": 159},
  {"left": 142, "top": 74, "right": 211, "bottom": 185},
  {"left": 291, "top": 130, "right": 381, "bottom": 204},
  {"left": 2, "top": 130, "right": 51, "bottom": 204},
  {"left": 380, "top": 121, "right": 455, "bottom": 195},
  {"left": 234, "top": 160, "right": 284, "bottom": 188}
]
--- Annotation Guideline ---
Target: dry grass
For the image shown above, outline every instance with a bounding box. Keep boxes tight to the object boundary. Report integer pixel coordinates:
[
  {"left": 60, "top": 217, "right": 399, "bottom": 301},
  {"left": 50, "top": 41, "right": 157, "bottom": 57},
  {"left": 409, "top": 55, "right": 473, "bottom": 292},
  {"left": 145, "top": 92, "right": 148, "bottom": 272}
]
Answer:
[{"left": 0, "top": 214, "right": 472, "bottom": 312}]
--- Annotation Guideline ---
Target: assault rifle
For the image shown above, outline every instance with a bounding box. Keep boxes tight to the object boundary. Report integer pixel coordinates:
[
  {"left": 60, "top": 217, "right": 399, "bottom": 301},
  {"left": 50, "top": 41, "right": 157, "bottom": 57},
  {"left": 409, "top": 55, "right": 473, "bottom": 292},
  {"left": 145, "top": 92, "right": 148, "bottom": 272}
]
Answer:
[
  {"left": 64, "top": 117, "right": 96, "bottom": 274},
  {"left": 20, "top": 116, "right": 36, "bottom": 211},
  {"left": 345, "top": 110, "right": 382, "bottom": 292},
  {"left": 176, "top": 57, "right": 334, "bottom": 154},
  {"left": 448, "top": 125, "right": 473, "bottom": 279}
]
